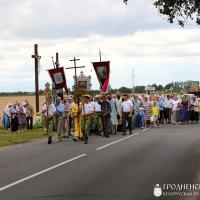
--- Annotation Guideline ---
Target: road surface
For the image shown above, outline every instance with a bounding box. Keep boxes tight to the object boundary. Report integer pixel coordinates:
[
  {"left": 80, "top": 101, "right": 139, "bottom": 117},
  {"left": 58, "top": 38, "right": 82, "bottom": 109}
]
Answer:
[{"left": 0, "top": 124, "right": 200, "bottom": 200}]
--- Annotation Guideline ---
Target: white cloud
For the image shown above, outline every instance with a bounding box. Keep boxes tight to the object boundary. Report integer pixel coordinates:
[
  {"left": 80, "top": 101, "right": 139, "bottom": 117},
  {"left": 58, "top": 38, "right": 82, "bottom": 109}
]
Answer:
[
  {"left": 0, "top": 28, "right": 200, "bottom": 92},
  {"left": 0, "top": 0, "right": 199, "bottom": 92}
]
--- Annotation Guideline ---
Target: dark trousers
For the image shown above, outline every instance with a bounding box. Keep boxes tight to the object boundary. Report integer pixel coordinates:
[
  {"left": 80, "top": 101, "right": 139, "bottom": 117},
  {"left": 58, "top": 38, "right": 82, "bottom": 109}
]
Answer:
[
  {"left": 102, "top": 114, "right": 112, "bottom": 135},
  {"left": 159, "top": 110, "right": 165, "bottom": 124},
  {"left": 26, "top": 117, "right": 33, "bottom": 129},
  {"left": 165, "top": 108, "right": 172, "bottom": 123},
  {"left": 135, "top": 115, "right": 142, "bottom": 128},
  {"left": 122, "top": 112, "right": 132, "bottom": 133},
  {"left": 190, "top": 111, "right": 199, "bottom": 122},
  {"left": 11, "top": 116, "right": 18, "bottom": 132},
  {"left": 68, "top": 116, "right": 74, "bottom": 135}
]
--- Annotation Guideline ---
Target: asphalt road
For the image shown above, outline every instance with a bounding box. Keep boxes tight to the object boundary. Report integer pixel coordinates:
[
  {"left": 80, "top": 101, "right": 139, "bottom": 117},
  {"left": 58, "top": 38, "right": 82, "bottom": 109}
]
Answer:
[{"left": 0, "top": 124, "right": 200, "bottom": 200}]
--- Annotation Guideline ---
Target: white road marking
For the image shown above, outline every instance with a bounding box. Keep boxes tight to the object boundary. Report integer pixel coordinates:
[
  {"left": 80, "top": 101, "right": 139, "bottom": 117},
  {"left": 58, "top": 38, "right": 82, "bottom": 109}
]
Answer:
[
  {"left": 0, "top": 154, "right": 87, "bottom": 192},
  {"left": 96, "top": 133, "right": 139, "bottom": 151},
  {"left": 142, "top": 128, "right": 150, "bottom": 132}
]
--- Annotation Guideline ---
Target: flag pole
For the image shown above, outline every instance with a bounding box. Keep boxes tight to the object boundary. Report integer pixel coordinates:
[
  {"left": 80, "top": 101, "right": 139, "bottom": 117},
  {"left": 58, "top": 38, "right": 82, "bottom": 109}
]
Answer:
[{"left": 99, "top": 49, "right": 102, "bottom": 62}]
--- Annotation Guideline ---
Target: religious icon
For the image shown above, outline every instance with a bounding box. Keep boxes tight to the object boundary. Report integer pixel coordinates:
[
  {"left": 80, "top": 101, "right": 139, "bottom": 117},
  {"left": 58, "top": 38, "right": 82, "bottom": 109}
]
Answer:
[
  {"left": 96, "top": 66, "right": 107, "bottom": 78},
  {"left": 78, "top": 81, "right": 87, "bottom": 90},
  {"left": 53, "top": 72, "right": 63, "bottom": 84}
]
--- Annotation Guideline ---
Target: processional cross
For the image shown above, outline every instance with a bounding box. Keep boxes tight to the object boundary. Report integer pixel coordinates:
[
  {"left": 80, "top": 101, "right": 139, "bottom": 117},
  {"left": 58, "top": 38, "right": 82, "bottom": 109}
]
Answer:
[{"left": 66, "top": 57, "right": 85, "bottom": 89}]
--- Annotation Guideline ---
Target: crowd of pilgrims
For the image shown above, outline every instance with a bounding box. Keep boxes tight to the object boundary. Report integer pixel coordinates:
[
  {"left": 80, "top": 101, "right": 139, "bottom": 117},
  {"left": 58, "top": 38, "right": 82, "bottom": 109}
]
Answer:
[
  {"left": 2, "top": 100, "right": 34, "bottom": 133},
  {"left": 2, "top": 92, "right": 200, "bottom": 144}
]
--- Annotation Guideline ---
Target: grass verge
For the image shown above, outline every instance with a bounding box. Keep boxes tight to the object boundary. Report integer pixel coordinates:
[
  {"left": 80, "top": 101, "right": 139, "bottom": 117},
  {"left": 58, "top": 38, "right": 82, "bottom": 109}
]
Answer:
[{"left": 0, "top": 128, "right": 46, "bottom": 148}]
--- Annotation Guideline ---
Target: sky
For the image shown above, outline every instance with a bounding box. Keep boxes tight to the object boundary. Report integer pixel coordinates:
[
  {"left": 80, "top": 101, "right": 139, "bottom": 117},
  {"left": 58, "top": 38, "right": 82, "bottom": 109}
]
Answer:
[{"left": 0, "top": 0, "right": 200, "bottom": 92}]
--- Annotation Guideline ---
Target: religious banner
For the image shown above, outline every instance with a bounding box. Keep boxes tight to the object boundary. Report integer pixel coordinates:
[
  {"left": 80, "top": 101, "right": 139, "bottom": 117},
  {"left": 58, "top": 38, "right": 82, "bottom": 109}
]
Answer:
[
  {"left": 92, "top": 61, "right": 110, "bottom": 92},
  {"left": 47, "top": 67, "right": 68, "bottom": 92}
]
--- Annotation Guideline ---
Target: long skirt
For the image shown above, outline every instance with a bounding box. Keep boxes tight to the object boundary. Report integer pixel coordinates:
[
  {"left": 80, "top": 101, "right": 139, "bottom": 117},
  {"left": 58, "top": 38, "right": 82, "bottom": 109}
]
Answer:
[
  {"left": 18, "top": 113, "right": 27, "bottom": 125},
  {"left": 181, "top": 108, "right": 189, "bottom": 123},
  {"left": 144, "top": 106, "right": 151, "bottom": 121},
  {"left": 2, "top": 114, "right": 10, "bottom": 128},
  {"left": 74, "top": 117, "right": 83, "bottom": 139}
]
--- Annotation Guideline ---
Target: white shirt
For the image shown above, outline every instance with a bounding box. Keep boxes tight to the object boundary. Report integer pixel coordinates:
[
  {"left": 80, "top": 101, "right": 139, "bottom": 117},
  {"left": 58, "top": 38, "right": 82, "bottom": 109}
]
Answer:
[
  {"left": 82, "top": 102, "right": 93, "bottom": 115},
  {"left": 121, "top": 100, "right": 133, "bottom": 113},
  {"left": 4, "top": 107, "right": 11, "bottom": 117},
  {"left": 93, "top": 101, "right": 101, "bottom": 112},
  {"left": 42, "top": 103, "right": 56, "bottom": 116},
  {"left": 172, "top": 100, "right": 179, "bottom": 111},
  {"left": 164, "top": 98, "right": 173, "bottom": 109}
]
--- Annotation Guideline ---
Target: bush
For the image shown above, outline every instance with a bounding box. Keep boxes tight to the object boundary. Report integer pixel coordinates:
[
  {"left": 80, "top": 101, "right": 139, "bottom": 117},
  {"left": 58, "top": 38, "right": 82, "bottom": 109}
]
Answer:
[{"left": 33, "top": 123, "right": 44, "bottom": 129}]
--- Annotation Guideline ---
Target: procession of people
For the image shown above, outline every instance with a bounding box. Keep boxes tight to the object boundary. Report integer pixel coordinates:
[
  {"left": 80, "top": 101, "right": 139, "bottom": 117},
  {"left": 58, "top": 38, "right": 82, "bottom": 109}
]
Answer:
[{"left": 2, "top": 92, "right": 200, "bottom": 145}]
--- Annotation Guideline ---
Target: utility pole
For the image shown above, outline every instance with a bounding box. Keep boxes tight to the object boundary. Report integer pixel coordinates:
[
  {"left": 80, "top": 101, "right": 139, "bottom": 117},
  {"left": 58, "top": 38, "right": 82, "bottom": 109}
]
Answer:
[
  {"left": 66, "top": 57, "right": 85, "bottom": 89},
  {"left": 31, "top": 44, "right": 41, "bottom": 113}
]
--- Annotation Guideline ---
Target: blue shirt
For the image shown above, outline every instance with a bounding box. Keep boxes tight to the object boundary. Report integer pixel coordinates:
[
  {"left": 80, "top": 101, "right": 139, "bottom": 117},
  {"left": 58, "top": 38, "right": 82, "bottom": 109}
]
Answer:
[
  {"left": 159, "top": 98, "right": 165, "bottom": 111},
  {"left": 56, "top": 103, "right": 65, "bottom": 115}
]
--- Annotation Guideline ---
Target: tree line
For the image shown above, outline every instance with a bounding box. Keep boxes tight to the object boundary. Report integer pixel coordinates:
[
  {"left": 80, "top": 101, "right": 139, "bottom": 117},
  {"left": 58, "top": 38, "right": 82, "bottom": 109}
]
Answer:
[{"left": 0, "top": 81, "right": 196, "bottom": 96}]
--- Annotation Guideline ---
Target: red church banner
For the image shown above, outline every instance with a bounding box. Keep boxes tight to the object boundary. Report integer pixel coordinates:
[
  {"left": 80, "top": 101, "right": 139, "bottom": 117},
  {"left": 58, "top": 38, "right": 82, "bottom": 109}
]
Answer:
[
  {"left": 92, "top": 61, "right": 110, "bottom": 92},
  {"left": 47, "top": 67, "right": 68, "bottom": 92}
]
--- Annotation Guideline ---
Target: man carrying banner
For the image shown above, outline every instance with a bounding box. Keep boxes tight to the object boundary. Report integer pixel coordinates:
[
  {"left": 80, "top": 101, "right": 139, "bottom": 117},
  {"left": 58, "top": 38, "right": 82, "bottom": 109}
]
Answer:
[
  {"left": 42, "top": 96, "right": 56, "bottom": 144},
  {"left": 55, "top": 97, "right": 65, "bottom": 141},
  {"left": 101, "top": 95, "right": 112, "bottom": 137},
  {"left": 82, "top": 95, "right": 93, "bottom": 144}
]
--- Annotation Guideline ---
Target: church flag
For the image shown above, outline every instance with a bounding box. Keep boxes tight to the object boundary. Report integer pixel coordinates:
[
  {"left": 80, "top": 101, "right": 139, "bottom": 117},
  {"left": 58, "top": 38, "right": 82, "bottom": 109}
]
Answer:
[
  {"left": 92, "top": 61, "right": 110, "bottom": 92},
  {"left": 47, "top": 67, "right": 68, "bottom": 92}
]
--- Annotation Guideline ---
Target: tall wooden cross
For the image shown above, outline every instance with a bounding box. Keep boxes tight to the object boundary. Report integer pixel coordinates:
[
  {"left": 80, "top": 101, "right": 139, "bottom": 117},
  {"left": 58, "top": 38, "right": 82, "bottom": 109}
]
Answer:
[
  {"left": 31, "top": 44, "right": 41, "bottom": 113},
  {"left": 66, "top": 57, "right": 85, "bottom": 89}
]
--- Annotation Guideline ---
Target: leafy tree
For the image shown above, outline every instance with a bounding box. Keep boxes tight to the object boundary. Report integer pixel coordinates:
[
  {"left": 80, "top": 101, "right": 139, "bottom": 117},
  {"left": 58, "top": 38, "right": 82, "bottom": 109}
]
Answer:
[
  {"left": 164, "top": 82, "right": 173, "bottom": 90},
  {"left": 123, "top": 0, "right": 200, "bottom": 26},
  {"left": 157, "top": 84, "right": 164, "bottom": 91},
  {"left": 135, "top": 86, "right": 146, "bottom": 93},
  {"left": 118, "top": 86, "right": 132, "bottom": 93}
]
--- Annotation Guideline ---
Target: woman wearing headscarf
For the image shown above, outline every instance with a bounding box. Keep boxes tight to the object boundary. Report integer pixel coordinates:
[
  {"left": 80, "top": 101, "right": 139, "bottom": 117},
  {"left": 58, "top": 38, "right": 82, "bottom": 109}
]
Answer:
[
  {"left": 143, "top": 96, "right": 152, "bottom": 128},
  {"left": 10, "top": 102, "right": 20, "bottom": 132},
  {"left": 2, "top": 103, "right": 12, "bottom": 133},
  {"left": 181, "top": 95, "right": 190, "bottom": 124},
  {"left": 18, "top": 102, "right": 27, "bottom": 132}
]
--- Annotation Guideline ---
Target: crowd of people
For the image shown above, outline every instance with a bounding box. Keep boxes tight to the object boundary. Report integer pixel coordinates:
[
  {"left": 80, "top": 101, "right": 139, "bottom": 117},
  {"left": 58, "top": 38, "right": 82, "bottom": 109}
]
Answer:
[
  {"left": 2, "top": 100, "right": 34, "bottom": 133},
  {"left": 2, "top": 92, "right": 200, "bottom": 145},
  {"left": 41, "top": 92, "right": 200, "bottom": 144}
]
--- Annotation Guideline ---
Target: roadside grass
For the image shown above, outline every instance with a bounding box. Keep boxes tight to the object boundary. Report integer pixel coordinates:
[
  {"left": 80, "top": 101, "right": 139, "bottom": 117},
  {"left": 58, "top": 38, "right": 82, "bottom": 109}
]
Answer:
[{"left": 0, "top": 125, "right": 46, "bottom": 147}]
